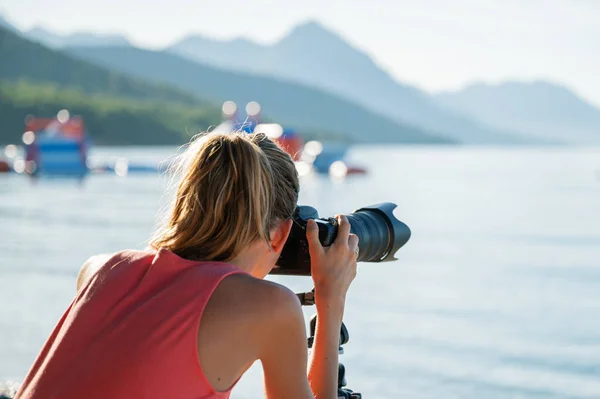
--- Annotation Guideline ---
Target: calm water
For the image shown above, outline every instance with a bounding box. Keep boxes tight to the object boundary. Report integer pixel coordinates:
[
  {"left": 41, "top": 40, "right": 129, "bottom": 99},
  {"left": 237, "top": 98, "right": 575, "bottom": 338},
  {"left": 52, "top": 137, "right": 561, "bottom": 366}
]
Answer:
[{"left": 1, "top": 145, "right": 600, "bottom": 399}]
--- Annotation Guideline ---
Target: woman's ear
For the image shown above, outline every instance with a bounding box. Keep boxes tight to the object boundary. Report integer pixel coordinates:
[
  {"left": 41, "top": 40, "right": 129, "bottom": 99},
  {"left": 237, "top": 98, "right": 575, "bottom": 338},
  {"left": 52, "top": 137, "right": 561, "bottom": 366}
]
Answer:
[{"left": 270, "top": 219, "right": 293, "bottom": 254}]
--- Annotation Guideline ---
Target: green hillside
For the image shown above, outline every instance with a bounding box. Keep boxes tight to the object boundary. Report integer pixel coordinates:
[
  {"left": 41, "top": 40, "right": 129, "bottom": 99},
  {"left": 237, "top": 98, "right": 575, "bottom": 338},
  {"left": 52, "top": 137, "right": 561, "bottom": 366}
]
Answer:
[{"left": 0, "top": 80, "right": 221, "bottom": 145}]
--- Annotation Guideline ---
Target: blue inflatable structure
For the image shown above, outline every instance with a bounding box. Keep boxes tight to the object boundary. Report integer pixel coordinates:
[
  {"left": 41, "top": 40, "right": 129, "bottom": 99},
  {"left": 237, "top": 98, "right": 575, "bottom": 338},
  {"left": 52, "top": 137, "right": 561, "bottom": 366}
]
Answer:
[{"left": 23, "top": 111, "right": 89, "bottom": 178}]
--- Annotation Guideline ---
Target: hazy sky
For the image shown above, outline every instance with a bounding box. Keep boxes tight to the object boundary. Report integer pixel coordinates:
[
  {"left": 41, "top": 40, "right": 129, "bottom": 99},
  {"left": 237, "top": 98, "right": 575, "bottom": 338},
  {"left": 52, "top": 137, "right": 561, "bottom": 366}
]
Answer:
[{"left": 3, "top": 0, "right": 600, "bottom": 107}]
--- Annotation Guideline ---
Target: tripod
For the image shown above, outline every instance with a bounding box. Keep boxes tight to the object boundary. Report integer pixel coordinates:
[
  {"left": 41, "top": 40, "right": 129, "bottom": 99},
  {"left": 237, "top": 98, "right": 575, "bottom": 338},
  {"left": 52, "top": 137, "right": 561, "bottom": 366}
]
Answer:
[{"left": 297, "top": 291, "right": 362, "bottom": 399}]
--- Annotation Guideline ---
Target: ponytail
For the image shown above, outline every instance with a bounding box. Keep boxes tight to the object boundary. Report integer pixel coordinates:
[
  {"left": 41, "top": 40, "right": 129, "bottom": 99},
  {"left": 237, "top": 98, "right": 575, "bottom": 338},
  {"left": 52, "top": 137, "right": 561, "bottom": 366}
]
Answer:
[{"left": 150, "top": 132, "right": 299, "bottom": 262}]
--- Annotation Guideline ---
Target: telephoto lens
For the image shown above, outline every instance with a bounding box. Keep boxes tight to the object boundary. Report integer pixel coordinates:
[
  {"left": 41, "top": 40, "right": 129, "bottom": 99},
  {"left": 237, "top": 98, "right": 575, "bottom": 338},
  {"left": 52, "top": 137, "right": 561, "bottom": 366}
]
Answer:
[{"left": 271, "top": 202, "right": 411, "bottom": 276}]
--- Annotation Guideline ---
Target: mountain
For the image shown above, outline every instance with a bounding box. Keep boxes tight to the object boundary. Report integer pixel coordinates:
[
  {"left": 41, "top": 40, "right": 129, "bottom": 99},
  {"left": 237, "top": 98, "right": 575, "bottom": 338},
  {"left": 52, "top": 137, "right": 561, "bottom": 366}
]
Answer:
[
  {"left": 435, "top": 81, "right": 600, "bottom": 145},
  {"left": 0, "top": 25, "right": 205, "bottom": 105},
  {"left": 67, "top": 45, "right": 452, "bottom": 144},
  {"left": 0, "top": 14, "right": 18, "bottom": 33},
  {"left": 25, "top": 26, "right": 132, "bottom": 49},
  {"left": 172, "top": 36, "right": 263, "bottom": 68},
  {"left": 168, "top": 21, "right": 531, "bottom": 144}
]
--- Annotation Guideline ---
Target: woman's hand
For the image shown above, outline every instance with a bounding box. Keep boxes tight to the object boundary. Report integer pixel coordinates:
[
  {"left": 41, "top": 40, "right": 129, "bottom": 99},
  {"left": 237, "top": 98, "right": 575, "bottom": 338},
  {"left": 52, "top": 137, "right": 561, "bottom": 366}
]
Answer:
[
  {"left": 306, "top": 215, "right": 358, "bottom": 312},
  {"left": 305, "top": 215, "right": 358, "bottom": 398}
]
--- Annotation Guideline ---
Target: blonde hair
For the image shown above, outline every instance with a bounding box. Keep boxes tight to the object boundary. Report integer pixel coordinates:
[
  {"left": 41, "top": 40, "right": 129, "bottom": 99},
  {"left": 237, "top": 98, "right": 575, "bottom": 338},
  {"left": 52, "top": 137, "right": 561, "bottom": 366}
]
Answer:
[{"left": 150, "top": 132, "right": 299, "bottom": 262}]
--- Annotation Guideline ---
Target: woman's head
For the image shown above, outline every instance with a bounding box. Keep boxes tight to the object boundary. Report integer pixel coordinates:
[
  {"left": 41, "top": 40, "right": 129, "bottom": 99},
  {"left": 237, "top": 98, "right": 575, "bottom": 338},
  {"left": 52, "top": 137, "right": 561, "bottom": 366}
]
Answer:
[{"left": 150, "top": 132, "right": 299, "bottom": 272}]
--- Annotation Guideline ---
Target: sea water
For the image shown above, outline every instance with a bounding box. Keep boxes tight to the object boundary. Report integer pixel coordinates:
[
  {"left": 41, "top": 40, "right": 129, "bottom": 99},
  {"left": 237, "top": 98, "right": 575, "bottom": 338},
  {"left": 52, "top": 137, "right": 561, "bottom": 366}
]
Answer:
[{"left": 1, "top": 145, "right": 600, "bottom": 399}]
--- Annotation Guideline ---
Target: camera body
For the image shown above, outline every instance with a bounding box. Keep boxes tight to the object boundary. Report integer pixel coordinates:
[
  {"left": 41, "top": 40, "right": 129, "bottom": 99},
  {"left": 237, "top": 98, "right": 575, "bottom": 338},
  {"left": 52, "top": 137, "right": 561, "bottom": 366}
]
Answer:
[
  {"left": 271, "top": 202, "right": 411, "bottom": 276},
  {"left": 294, "top": 206, "right": 340, "bottom": 246}
]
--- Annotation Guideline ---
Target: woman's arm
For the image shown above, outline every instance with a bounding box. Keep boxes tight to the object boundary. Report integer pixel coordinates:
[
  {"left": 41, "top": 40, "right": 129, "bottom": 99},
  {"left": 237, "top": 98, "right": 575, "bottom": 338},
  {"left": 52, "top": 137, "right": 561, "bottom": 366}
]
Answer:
[
  {"left": 258, "top": 287, "right": 346, "bottom": 399},
  {"left": 306, "top": 216, "right": 358, "bottom": 398},
  {"left": 307, "top": 304, "right": 344, "bottom": 398},
  {"left": 258, "top": 286, "right": 315, "bottom": 399},
  {"left": 250, "top": 215, "right": 358, "bottom": 399}
]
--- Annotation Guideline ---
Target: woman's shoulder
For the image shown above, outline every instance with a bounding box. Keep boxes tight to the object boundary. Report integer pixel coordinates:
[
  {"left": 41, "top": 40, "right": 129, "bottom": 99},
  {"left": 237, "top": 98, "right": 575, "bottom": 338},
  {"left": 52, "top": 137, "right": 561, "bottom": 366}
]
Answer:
[
  {"left": 200, "top": 273, "right": 305, "bottom": 361},
  {"left": 197, "top": 273, "right": 306, "bottom": 391},
  {"left": 76, "top": 249, "right": 152, "bottom": 292},
  {"left": 215, "top": 273, "right": 301, "bottom": 315},
  {"left": 204, "top": 273, "right": 304, "bottom": 337}
]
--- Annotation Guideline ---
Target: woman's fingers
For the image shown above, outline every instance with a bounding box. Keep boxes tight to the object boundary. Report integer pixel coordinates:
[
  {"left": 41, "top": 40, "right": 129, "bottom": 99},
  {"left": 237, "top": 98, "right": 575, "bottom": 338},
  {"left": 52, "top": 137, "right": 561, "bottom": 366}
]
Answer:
[
  {"left": 306, "top": 219, "right": 324, "bottom": 258},
  {"left": 348, "top": 234, "right": 359, "bottom": 257},
  {"left": 334, "top": 215, "right": 351, "bottom": 247}
]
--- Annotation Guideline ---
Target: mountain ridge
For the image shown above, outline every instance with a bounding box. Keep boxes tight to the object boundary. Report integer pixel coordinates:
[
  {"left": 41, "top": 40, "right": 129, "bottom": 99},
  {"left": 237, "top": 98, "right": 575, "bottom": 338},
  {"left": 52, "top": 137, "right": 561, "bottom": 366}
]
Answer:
[
  {"left": 0, "top": 13, "right": 18, "bottom": 33},
  {"left": 167, "top": 20, "right": 535, "bottom": 144},
  {"left": 5, "top": 14, "right": 596, "bottom": 144},
  {"left": 26, "top": 26, "right": 132, "bottom": 48},
  {"left": 6, "top": 16, "right": 530, "bottom": 144},
  {"left": 435, "top": 80, "right": 600, "bottom": 144}
]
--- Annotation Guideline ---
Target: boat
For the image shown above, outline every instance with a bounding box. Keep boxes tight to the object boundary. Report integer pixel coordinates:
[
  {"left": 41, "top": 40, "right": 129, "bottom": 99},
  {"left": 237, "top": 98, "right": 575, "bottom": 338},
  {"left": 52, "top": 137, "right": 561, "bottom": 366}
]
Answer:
[{"left": 214, "top": 101, "right": 367, "bottom": 178}]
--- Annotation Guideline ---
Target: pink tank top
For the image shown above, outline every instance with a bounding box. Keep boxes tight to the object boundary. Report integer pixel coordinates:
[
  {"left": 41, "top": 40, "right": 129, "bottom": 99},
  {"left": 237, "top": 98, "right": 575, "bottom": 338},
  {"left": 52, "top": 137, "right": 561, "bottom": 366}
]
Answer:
[{"left": 15, "top": 248, "right": 246, "bottom": 399}]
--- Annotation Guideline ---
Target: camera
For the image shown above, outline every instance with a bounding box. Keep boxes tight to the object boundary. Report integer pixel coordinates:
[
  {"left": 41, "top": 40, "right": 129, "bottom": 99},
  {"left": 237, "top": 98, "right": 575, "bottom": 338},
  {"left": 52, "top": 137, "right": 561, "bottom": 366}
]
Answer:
[{"left": 271, "top": 202, "right": 411, "bottom": 276}]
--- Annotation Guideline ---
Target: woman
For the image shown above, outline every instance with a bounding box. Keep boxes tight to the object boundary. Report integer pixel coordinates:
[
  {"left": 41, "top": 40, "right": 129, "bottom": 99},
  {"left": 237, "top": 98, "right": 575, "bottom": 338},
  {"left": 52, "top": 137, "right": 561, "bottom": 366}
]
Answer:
[{"left": 16, "top": 132, "right": 358, "bottom": 399}]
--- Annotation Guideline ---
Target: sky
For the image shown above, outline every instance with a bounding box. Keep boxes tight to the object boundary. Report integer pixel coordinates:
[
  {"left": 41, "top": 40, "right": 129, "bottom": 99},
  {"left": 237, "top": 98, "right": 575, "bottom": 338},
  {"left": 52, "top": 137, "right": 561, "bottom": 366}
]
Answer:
[{"left": 2, "top": 0, "right": 600, "bottom": 107}]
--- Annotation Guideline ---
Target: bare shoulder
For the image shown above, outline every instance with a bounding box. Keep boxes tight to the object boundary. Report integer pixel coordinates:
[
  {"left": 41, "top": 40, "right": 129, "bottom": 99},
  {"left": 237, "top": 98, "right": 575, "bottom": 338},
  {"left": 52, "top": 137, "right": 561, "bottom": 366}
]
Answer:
[
  {"left": 76, "top": 253, "right": 113, "bottom": 292},
  {"left": 204, "top": 273, "right": 305, "bottom": 346},
  {"left": 212, "top": 273, "right": 302, "bottom": 318},
  {"left": 197, "top": 273, "right": 307, "bottom": 391}
]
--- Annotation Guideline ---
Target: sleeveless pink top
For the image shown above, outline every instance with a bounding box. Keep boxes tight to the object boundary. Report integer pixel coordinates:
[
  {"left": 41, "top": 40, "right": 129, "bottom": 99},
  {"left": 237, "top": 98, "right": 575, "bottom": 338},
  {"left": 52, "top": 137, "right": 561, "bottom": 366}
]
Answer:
[{"left": 16, "top": 248, "right": 246, "bottom": 399}]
